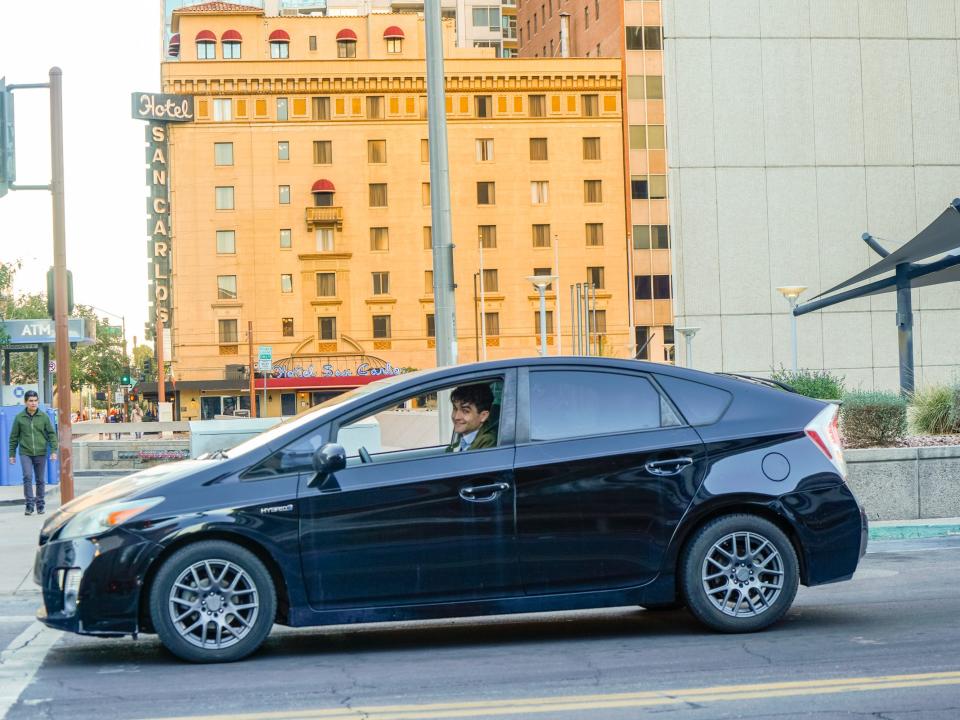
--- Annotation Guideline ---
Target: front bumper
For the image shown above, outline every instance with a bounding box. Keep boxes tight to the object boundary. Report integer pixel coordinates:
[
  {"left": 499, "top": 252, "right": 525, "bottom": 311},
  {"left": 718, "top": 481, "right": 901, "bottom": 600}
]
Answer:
[{"left": 34, "top": 529, "right": 161, "bottom": 636}]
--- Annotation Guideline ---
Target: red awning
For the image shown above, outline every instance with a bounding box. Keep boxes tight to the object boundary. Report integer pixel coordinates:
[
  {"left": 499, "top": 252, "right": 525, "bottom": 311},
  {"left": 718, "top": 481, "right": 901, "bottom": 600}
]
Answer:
[
  {"left": 168, "top": 33, "right": 181, "bottom": 56},
  {"left": 311, "top": 179, "right": 335, "bottom": 193},
  {"left": 383, "top": 26, "right": 405, "bottom": 39},
  {"left": 336, "top": 28, "right": 358, "bottom": 42},
  {"left": 268, "top": 28, "right": 290, "bottom": 42},
  {"left": 195, "top": 29, "right": 216, "bottom": 42},
  {"left": 221, "top": 29, "right": 242, "bottom": 42}
]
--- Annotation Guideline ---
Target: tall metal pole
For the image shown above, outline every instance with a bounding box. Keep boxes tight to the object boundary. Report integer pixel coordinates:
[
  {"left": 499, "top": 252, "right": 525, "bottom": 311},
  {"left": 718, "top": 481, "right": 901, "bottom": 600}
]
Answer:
[
  {"left": 49, "top": 68, "right": 74, "bottom": 503},
  {"left": 788, "top": 297, "right": 799, "bottom": 372},
  {"left": 248, "top": 321, "right": 256, "bottom": 416},
  {"left": 553, "top": 235, "right": 562, "bottom": 354},
  {"left": 574, "top": 284, "right": 582, "bottom": 355},
  {"left": 537, "top": 286, "right": 548, "bottom": 356},
  {"left": 895, "top": 263, "right": 914, "bottom": 395},
  {"left": 425, "top": 0, "right": 457, "bottom": 369},
  {"left": 478, "top": 235, "right": 486, "bottom": 360},
  {"left": 156, "top": 314, "right": 165, "bottom": 404}
]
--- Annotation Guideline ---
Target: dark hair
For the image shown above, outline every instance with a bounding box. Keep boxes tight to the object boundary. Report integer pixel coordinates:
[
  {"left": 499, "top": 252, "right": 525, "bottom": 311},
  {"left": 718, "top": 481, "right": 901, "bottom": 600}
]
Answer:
[
  {"left": 451, "top": 383, "right": 493, "bottom": 414},
  {"left": 24, "top": 390, "right": 39, "bottom": 400}
]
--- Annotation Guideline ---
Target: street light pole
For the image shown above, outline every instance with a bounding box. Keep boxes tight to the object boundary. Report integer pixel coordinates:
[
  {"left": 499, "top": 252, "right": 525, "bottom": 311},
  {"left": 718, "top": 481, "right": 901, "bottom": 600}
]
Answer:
[
  {"left": 776, "top": 285, "right": 807, "bottom": 371},
  {"left": 527, "top": 275, "right": 558, "bottom": 357},
  {"left": 675, "top": 326, "right": 700, "bottom": 369}
]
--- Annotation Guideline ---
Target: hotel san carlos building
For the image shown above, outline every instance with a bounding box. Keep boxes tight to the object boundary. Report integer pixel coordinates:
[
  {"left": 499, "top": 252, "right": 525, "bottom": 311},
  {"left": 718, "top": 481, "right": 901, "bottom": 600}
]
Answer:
[{"left": 160, "top": 2, "right": 629, "bottom": 418}]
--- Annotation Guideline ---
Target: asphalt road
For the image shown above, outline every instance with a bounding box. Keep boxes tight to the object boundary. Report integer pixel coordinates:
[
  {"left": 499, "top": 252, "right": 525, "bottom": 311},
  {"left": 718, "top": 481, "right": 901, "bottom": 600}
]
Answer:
[{"left": 3, "top": 537, "right": 959, "bottom": 720}]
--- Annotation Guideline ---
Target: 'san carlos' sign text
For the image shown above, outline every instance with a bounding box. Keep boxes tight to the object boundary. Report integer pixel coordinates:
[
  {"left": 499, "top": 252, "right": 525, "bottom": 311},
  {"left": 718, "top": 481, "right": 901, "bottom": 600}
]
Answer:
[{"left": 131, "top": 92, "right": 194, "bottom": 335}]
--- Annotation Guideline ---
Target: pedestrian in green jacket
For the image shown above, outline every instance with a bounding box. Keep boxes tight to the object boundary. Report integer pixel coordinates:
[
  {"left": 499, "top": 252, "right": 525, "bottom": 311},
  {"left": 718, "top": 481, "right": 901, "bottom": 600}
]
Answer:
[{"left": 8, "top": 390, "right": 58, "bottom": 516}]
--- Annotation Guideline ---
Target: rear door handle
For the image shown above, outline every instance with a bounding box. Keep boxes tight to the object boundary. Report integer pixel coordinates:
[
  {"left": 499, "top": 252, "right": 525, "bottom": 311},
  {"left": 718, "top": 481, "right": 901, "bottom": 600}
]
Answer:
[
  {"left": 644, "top": 457, "right": 694, "bottom": 477},
  {"left": 459, "top": 482, "right": 510, "bottom": 503}
]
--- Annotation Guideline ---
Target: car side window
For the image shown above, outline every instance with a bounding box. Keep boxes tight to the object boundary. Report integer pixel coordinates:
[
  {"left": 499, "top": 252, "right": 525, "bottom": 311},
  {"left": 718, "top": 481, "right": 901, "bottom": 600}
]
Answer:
[
  {"left": 529, "top": 370, "right": 675, "bottom": 442},
  {"left": 241, "top": 430, "right": 325, "bottom": 480},
  {"left": 654, "top": 375, "right": 732, "bottom": 426}
]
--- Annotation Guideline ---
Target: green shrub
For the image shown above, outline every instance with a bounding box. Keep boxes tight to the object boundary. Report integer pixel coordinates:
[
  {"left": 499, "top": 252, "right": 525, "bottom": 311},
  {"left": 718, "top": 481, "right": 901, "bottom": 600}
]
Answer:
[
  {"left": 770, "top": 367, "right": 846, "bottom": 400},
  {"left": 950, "top": 386, "right": 960, "bottom": 434},
  {"left": 910, "top": 386, "right": 958, "bottom": 435},
  {"left": 840, "top": 391, "right": 908, "bottom": 448}
]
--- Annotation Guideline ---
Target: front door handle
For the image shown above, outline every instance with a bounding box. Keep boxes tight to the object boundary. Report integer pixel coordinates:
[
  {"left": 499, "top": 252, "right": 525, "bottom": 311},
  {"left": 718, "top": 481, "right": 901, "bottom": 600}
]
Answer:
[
  {"left": 459, "top": 482, "right": 510, "bottom": 503},
  {"left": 644, "top": 457, "right": 694, "bottom": 477}
]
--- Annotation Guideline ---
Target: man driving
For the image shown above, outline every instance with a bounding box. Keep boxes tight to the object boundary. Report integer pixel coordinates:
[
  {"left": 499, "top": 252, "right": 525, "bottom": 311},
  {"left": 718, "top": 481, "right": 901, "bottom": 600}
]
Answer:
[{"left": 446, "top": 383, "right": 497, "bottom": 452}]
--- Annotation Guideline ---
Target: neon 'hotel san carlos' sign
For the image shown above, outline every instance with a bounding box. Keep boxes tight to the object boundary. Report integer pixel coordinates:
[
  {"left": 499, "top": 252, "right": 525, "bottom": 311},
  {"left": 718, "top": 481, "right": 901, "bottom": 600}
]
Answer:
[{"left": 131, "top": 92, "right": 194, "bottom": 337}]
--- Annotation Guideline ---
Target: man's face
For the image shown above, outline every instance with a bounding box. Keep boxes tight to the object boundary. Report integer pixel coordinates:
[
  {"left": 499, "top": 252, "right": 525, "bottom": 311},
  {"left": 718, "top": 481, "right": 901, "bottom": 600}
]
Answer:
[
  {"left": 451, "top": 400, "right": 489, "bottom": 436},
  {"left": 25, "top": 396, "right": 39, "bottom": 412}
]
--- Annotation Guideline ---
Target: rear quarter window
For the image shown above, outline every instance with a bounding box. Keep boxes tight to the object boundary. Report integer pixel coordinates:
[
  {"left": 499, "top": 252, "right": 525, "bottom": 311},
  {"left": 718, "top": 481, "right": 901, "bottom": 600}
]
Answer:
[{"left": 654, "top": 375, "right": 732, "bottom": 426}]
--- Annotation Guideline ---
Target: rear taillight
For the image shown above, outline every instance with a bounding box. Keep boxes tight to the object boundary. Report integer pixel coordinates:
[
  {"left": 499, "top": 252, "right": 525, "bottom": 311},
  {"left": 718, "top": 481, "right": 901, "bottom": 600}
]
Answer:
[{"left": 805, "top": 404, "right": 846, "bottom": 477}]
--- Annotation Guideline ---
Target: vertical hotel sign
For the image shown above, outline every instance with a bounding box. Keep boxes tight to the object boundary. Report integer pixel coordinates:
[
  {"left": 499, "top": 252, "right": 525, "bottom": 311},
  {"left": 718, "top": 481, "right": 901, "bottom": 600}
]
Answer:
[{"left": 131, "top": 92, "right": 194, "bottom": 337}]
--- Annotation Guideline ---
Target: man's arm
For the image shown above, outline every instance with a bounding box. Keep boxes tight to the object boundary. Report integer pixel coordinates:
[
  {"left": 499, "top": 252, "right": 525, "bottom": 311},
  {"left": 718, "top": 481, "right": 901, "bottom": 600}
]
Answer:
[
  {"left": 45, "top": 414, "right": 59, "bottom": 454},
  {"left": 8, "top": 415, "right": 21, "bottom": 459}
]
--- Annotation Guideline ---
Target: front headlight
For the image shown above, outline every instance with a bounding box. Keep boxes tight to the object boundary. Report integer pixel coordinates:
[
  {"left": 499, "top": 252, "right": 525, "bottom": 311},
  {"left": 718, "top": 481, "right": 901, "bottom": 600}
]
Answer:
[{"left": 58, "top": 497, "right": 164, "bottom": 541}]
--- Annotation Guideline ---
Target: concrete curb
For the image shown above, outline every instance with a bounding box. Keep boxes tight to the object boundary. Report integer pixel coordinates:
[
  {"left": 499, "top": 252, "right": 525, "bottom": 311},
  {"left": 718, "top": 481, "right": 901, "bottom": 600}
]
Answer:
[{"left": 868, "top": 521, "right": 960, "bottom": 541}]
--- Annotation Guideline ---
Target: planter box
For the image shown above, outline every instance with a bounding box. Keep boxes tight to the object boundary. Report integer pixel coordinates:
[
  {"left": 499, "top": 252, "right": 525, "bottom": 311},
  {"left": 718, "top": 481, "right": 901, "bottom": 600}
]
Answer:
[{"left": 845, "top": 445, "right": 960, "bottom": 520}]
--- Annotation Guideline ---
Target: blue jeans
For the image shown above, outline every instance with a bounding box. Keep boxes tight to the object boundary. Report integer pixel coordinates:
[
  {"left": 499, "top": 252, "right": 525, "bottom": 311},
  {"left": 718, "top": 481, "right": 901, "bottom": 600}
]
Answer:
[{"left": 20, "top": 455, "right": 46, "bottom": 509}]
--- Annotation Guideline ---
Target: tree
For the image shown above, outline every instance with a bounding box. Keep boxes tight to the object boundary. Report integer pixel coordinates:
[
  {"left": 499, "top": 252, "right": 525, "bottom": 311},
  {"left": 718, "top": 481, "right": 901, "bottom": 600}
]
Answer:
[
  {"left": 132, "top": 344, "right": 156, "bottom": 383},
  {"left": 70, "top": 306, "right": 126, "bottom": 392}
]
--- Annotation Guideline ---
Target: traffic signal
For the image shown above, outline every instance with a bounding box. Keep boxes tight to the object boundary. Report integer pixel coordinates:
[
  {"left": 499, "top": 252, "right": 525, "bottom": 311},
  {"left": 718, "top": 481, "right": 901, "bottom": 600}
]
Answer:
[
  {"left": 46, "top": 267, "right": 74, "bottom": 318},
  {"left": 0, "top": 77, "right": 14, "bottom": 198},
  {"left": 127, "top": 391, "right": 138, "bottom": 403},
  {"left": 143, "top": 358, "right": 153, "bottom": 373},
  {"left": 120, "top": 368, "right": 132, "bottom": 386}
]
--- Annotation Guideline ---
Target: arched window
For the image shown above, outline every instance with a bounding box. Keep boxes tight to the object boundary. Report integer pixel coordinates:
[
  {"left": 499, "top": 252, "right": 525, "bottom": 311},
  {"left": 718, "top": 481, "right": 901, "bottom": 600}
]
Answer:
[
  {"left": 336, "top": 28, "right": 357, "bottom": 58},
  {"left": 269, "top": 29, "right": 290, "bottom": 59},
  {"left": 311, "top": 179, "right": 335, "bottom": 207},
  {"left": 221, "top": 29, "right": 242, "bottom": 59},
  {"left": 383, "top": 26, "right": 404, "bottom": 54},
  {"left": 196, "top": 30, "right": 216, "bottom": 60}
]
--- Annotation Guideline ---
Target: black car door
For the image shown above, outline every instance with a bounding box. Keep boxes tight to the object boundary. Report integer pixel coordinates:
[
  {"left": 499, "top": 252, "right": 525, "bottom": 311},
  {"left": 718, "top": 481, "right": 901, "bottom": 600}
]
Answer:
[
  {"left": 514, "top": 367, "right": 706, "bottom": 594},
  {"left": 298, "top": 370, "right": 519, "bottom": 609}
]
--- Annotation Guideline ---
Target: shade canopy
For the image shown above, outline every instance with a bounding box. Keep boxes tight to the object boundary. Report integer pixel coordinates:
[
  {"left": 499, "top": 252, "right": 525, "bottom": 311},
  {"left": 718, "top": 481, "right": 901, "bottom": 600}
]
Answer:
[
  {"left": 221, "top": 29, "right": 242, "bottom": 41},
  {"left": 336, "top": 28, "right": 358, "bottom": 41},
  {"left": 268, "top": 29, "right": 290, "bottom": 42},
  {"left": 383, "top": 26, "right": 405, "bottom": 39},
  {"left": 168, "top": 33, "right": 181, "bottom": 56},
  {"left": 311, "top": 179, "right": 335, "bottom": 192},
  {"left": 195, "top": 30, "right": 216, "bottom": 42}
]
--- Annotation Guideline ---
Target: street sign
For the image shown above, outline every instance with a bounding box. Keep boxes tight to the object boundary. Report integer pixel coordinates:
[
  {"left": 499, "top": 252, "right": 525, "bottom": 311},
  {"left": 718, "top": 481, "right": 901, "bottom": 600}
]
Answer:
[
  {"left": 257, "top": 345, "right": 272, "bottom": 372},
  {"left": 114, "top": 391, "right": 123, "bottom": 404}
]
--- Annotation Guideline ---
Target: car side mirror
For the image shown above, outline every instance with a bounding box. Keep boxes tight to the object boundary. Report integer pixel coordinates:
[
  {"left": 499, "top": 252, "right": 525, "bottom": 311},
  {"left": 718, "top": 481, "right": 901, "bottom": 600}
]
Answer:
[{"left": 311, "top": 443, "right": 346, "bottom": 477}]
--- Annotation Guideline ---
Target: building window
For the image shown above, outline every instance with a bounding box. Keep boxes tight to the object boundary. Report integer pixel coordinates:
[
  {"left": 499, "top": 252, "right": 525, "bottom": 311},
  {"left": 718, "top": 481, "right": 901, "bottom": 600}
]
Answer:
[
  {"left": 533, "top": 310, "right": 555, "bottom": 334},
  {"left": 528, "top": 94, "right": 546, "bottom": 117},
  {"left": 653, "top": 275, "right": 672, "bottom": 299},
  {"left": 587, "top": 266, "right": 605, "bottom": 289},
  {"left": 215, "top": 186, "right": 234, "bottom": 210},
  {"left": 529, "top": 137, "right": 548, "bottom": 161},
  {"left": 644, "top": 27, "right": 662, "bottom": 50},
  {"left": 423, "top": 226, "right": 432, "bottom": 249},
  {"left": 370, "top": 227, "right": 389, "bottom": 251},
  {"left": 280, "top": 274, "right": 293, "bottom": 293},
  {"left": 582, "top": 137, "right": 600, "bottom": 160},
  {"left": 424, "top": 270, "right": 434, "bottom": 294},
  {"left": 482, "top": 268, "right": 499, "bottom": 292},
  {"left": 646, "top": 76, "right": 664, "bottom": 99},
  {"left": 312, "top": 96, "right": 330, "bottom": 120},
  {"left": 387, "top": 37, "right": 402, "bottom": 53},
  {"left": 280, "top": 228, "right": 292, "bottom": 248},
  {"left": 477, "top": 182, "right": 495, "bottom": 205},
  {"left": 217, "top": 275, "right": 237, "bottom": 300},
  {"left": 627, "top": 76, "right": 644, "bottom": 100},
  {"left": 309, "top": 35, "right": 318, "bottom": 51},
  {"left": 475, "top": 95, "right": 493, "bottom": 118},
  {"left": 585, "top": 223, "right": 604, "bottom": 246},
  {"left": 479, "top": 225, "right": 497, "bottom": 248},
  {"left": 277, "top": 97, "right": 288, "bottom": 121},
  {"left": 484, "top": 312, "right": 500, "bottom": 336},
  {"left": 426, "top": 313, "right": 435, "bottom": 338},
  {"left": 533, "top": 266, "right": 553, "bottom": 290},
  {"left": 422, "top": 183, "right": 431, "bottom": 205},
  {"left": 531, "top": 181, "right": 549, "bottom": 204},
  {"left": 369, "top": 183, "right": 388, "bottom": 207},
  {"left": 282, "top": 318, "right": 294, "bottom": 337},
  {"left": 316, "top": 272, "right": 336, "bottom": 296},
  {"left": 635, "top": 326, "right": 650, "bottom": 359},
  {"left": 420, "top": 138, "right": 430, "bottom": 162},
  {"left": 218, "top": 319, "right": 238, "bottom": 344},
  {"left": 472, "top": 6, "right": 501, "bottom": 31},
  {"left": 316, "top": 227, "right": 333, "bottom": 251},
  {"left": 368, "top": 139, "right": 387, "bottom": 163},
  {"left": 372, "top": 271, "right": 390, "bottom": 295},
  {"left": 632, "top": 125, "right": 665, "bottom": 150},
  {"left": 212, "top": 98, "right": 231, "bottom": 121},
  {"left": 277, "top": 141, "right": 289, "bottom": 161},
  {"left": 634, "top": 225, "right": 670, "bottom": 250},
  {"left": 214, "top": 142, "right": 233, "bottom": 165},
  {"left": 649, "top": 175, "right": 668, "bottom": 199},
  {"left": 635, "top": 275, "right": 652, "bottom": 300},
  {"left": 271, "top": 41, "right": 289, "bottom": 59},
  {"left": 216, "top": 230, "right": 235, "bottom": 254},
  {"left": 476, "top": 138, "right": 494, "bottom": 162},
  {"left": 532, "top": 224, "right": 551, "bottom": 247},
  {"left": 626, "top": 26, "right": 643, "bottom": 50},
  {"left": 584, "top": 180, "right": 603, "bottom": 203},
  {"left": 278, "top": 185, "right": 290, "bottom": 204},
  {"left": 594, "top": 310, "right": 607, "bottom": 334},
  {"left": 313, "top": 140, "right": 332, "bottom": 164},
  {"left": 581, "top": 94, "right": 599, "bottom": 116},
  {"left": 337, "top": 40, "right": 356, "bottom": 58},
  {"left": 197, "top": 40, "right": 216, "bottom": 59},
  {"left": 367, "top": 96, "right": 384, "bottom": 119},
  {"left": 372, "top": 315, "right": 391, "bottom": 339},
  {"left": 629, "top": 125, "right": 646, "bottom": 149},
  {"left": 318, "top": 316, "right": 337, "bottom": 340}
]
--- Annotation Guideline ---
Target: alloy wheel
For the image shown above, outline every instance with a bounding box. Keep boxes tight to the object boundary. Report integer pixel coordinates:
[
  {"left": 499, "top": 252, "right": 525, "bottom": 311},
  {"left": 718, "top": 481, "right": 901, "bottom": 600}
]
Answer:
[
  {"left": 701, "top": 531, "right": 784, "bottom": 618},
  {"left": 167, "top": 559, "right": 260, "bottom": 650}
]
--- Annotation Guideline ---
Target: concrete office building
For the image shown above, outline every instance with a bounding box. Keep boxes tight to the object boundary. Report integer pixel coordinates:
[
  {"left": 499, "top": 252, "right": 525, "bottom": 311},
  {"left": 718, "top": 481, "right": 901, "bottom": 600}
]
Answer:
[{"left": 663, "top": 0, "right": 960, "bottom": 389}]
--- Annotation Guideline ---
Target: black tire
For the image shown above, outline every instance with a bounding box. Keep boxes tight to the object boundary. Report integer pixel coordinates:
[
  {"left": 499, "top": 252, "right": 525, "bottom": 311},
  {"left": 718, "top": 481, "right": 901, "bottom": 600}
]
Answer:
[
  {"left": 150, "top": 540, "right": 276, "bottom": 663},
  {"left": 681, "top": 514, "right": 799, "bottom": 633}
]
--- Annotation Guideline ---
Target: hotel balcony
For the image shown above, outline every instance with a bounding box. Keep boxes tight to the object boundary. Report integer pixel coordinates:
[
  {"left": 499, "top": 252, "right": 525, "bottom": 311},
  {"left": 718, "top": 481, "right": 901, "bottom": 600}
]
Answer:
[{"left": 306, "top": 206, "right": 343, "bottom": 230}]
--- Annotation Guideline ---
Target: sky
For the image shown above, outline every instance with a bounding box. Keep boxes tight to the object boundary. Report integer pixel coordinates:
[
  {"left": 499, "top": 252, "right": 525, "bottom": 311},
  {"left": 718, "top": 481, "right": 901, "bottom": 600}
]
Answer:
[{"left": 0, "top": 0, "right": 161, "bottom": 351}]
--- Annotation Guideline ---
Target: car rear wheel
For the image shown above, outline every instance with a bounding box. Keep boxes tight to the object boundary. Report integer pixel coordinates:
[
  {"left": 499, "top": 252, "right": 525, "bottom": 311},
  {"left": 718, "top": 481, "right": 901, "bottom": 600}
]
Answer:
[
  {"left": 681, "top": 514, "right": 798, "bottom": 633},
  {"left": 149, "top": 540, "right": 276, "bottom": 663}
]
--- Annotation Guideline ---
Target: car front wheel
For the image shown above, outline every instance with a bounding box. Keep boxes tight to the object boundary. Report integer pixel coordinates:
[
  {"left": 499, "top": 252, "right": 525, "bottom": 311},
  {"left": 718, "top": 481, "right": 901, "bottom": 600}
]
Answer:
[
  {"left": 149, "top": 540, "right": 276, "bottom": 663},
  {"left": 681, "top": 514, "right": 799, "bottom": 633}
]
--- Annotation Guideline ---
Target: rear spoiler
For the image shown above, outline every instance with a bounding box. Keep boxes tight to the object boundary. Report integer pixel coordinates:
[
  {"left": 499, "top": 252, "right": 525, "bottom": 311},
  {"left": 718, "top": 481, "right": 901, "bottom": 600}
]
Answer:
[{"left": 717, "top": 373, "right": 799, "bottom": 394}]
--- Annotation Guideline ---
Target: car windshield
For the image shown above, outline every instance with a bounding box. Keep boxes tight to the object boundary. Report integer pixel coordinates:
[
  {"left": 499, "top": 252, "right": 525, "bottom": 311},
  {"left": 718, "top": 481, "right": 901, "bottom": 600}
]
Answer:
[{"left": 223, "top": 371, "right": 424, "bottom": 458}]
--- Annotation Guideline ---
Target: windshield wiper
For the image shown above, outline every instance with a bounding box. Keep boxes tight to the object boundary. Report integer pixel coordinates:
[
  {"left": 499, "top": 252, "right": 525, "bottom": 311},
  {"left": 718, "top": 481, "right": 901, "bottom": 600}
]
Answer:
[{"left": 199, "top": 448, "right": 230, "bottom": 460}]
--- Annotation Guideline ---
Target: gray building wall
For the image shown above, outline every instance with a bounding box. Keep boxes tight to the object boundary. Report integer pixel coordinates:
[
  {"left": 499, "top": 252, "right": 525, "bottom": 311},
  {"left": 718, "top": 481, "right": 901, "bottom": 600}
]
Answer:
[{"left": 662, "top": 0, "right": 960, "bottom": 390}]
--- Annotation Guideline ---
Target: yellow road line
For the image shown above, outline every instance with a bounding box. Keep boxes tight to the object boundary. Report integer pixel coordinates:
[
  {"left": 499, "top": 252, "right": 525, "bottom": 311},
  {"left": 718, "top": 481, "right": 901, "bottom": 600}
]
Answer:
[{"left": 144, "top": 669, "right": 960, "bottom": 720}]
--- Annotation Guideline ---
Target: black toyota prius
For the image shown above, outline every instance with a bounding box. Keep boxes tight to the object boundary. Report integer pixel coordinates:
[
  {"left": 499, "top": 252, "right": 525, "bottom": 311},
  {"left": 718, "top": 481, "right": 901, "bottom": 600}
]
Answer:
[{"left": 35, "top": 357, "right": 868, "bottom": 662}]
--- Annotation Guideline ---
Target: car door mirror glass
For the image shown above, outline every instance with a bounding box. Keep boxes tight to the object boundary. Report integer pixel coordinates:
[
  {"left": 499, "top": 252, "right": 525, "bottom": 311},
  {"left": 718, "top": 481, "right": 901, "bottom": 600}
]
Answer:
[{"left": 312, "top": 443, "right": 346, "bottom": 475}]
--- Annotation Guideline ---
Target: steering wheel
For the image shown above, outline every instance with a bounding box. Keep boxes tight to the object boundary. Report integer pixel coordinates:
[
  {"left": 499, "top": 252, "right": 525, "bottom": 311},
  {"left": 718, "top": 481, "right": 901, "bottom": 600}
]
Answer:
[{"left": 358, "top": 446, "right": 372, "bottom": 464}]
